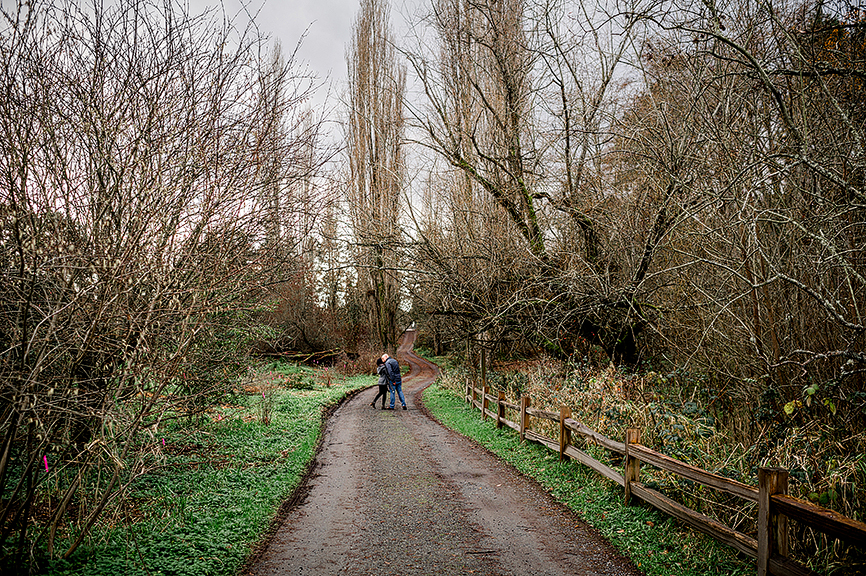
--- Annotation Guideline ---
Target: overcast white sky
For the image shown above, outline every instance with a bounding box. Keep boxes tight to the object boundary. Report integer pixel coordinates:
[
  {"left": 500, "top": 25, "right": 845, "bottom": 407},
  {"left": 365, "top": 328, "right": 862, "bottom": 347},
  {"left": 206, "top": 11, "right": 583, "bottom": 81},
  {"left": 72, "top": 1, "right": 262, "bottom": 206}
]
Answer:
[{"left": 188, "top": 0, "right": 420, "bottom": 109}]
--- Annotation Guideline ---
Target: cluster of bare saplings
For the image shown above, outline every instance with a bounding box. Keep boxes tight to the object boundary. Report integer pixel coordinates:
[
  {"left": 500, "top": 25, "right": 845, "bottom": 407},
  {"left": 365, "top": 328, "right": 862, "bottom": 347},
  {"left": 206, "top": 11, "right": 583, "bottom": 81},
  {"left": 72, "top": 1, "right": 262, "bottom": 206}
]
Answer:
[{"left": 0, "top": 0, "right": 338, "bottom": 570}]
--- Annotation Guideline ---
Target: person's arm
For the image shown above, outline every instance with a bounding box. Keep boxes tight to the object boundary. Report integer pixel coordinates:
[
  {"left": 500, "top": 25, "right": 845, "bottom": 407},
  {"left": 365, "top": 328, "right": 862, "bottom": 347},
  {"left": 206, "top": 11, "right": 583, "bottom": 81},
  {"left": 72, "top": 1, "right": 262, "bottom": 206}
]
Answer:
[{"left": 378, "top": 365, "right": 390, "bottom": 383}]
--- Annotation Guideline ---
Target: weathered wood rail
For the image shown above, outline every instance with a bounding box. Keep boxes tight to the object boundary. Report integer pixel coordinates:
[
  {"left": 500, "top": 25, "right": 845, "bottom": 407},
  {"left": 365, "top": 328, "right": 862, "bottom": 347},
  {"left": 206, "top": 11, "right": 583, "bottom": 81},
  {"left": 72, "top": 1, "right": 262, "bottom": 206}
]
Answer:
[{"left": 464, "top": 378, "right": 866, "bottom": 576}]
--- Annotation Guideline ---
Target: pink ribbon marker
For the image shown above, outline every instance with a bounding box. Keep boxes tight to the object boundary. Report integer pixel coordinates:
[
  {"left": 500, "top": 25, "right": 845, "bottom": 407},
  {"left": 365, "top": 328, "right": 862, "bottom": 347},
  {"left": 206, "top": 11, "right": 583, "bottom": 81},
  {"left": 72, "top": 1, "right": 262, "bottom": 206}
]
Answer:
[
  {"left": 43, "top": 455, "right": 48, "bottom": 472},
  {"left": 162, "top": 438, "right": 166, "bottom": 447}
]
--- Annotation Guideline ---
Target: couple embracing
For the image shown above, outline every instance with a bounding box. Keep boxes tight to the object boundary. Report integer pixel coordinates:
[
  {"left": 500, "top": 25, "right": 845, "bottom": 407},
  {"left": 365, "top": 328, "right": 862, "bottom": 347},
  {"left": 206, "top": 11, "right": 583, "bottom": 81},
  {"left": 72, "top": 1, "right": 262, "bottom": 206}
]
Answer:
[{"left": 371, "top": 353, "right": 406, "bottom": 410}]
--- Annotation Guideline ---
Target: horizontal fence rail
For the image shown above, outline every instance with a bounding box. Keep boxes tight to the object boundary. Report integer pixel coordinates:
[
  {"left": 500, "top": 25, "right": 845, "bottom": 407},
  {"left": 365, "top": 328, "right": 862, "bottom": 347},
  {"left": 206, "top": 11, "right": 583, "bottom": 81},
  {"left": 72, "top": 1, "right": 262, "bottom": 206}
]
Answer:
[{"left": 463, "top": 378, "right": 866, "bottom": 576}]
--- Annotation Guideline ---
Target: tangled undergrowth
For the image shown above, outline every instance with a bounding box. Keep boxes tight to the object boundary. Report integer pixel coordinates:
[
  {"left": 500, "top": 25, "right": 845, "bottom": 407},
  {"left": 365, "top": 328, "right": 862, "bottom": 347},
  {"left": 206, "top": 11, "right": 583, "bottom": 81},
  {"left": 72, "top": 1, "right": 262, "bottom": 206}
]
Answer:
[
  {"left": 24, "top": 361, "right": 371, "bottom": 576},
  {"left": 434, "top": 355, "right": 866, "bottom": 575}
]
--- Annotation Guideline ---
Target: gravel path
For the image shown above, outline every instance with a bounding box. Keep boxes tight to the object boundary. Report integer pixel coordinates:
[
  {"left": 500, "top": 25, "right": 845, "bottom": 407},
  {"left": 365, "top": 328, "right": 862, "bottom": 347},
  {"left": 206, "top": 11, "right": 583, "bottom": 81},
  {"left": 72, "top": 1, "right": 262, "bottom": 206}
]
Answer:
[{"left": 244, "top": 331, "right": 644, "bottom": 576}]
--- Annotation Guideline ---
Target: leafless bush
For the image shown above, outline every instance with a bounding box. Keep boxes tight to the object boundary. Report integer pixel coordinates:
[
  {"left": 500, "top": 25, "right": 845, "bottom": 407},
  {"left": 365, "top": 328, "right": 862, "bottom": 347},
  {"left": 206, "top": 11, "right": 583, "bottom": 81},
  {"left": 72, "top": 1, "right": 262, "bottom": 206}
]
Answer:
[
  {"left": 616, "top": 0, "right": 866, "bottom": 409},
  {"left": 0, "top": 0, "right": 324, "bottom": 568}
]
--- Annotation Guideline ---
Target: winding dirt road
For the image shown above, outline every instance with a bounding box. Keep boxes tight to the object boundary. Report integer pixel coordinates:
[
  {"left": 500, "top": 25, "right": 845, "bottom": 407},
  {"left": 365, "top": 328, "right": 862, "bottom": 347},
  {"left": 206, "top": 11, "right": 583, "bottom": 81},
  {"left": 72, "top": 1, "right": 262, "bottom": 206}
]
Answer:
[{"left": 245, "top": 330, "right": 644, "bottom": 576}]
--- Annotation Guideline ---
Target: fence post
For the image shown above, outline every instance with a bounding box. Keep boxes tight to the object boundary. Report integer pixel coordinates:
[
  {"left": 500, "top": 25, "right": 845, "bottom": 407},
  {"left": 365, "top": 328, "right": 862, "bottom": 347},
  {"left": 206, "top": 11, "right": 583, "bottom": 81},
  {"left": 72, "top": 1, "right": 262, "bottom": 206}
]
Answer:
[
  {"left": 466, "top": 337, "right": 472, "bottom": 403},
  {"left": 482, "top": 385, "right": 489, "bottom": 420},
  {"left": 519, "top": 396, "right": 531, "bottom": 442},
  {"left": 757, "top": 467, "right": 789, "bottom": 576},
  {"left": 624, "top": 428, "right": 641, "bottom": 505},
  {"left": 559, "top": 407, "right": 572, "bottom": 461},
  {"left": 496, "top": 391, "right": 505, "bottom": 429},
  {"left": 481, "top": 347, "right": 487, "bottom": 392}
]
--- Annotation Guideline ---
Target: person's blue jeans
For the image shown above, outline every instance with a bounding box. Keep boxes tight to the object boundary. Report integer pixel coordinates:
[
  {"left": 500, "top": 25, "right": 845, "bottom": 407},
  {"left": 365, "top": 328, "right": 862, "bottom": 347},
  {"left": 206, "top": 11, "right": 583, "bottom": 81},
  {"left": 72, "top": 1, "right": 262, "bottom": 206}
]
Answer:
[{"left": 389, "top": 383, "right": 406, "bottom": 408}]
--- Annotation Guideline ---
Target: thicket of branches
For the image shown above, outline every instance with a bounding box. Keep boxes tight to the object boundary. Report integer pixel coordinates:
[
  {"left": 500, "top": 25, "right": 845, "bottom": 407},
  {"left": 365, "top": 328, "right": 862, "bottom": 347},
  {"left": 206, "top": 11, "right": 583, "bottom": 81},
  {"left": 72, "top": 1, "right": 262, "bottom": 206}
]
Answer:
[
  {"left": 0, "top": 0, "right": 326, "bottom": 569},
  {"left": 404, "top": 3, "right": 864, "bottom": 568},
  {"left": 407, "top": 0, "right": 864, "bottom": 437}
]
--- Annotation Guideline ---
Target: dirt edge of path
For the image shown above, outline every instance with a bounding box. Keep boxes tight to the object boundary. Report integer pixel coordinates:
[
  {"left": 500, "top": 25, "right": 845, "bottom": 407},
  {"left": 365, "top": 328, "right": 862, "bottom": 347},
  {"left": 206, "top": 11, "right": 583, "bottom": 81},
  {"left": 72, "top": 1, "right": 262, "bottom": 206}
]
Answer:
[
  {"left": 238, "top": 385, "right": 372, "bottom": 575},
  {"left": 411, "top": 382, "right": 645, "bottom": 574}
]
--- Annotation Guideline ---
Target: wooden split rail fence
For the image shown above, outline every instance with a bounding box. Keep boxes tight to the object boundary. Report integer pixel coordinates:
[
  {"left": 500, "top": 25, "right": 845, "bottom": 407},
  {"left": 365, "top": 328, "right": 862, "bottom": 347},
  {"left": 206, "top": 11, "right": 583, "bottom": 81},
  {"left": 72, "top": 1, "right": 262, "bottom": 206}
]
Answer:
[{"left": 464, "top": 380, "right": 866, "bottom": 576}]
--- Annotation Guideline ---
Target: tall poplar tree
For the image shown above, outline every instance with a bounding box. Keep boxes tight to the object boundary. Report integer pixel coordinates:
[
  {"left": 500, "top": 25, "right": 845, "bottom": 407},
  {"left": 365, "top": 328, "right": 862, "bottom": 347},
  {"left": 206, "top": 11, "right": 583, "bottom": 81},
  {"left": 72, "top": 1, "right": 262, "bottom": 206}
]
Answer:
[{"left": 346, "top": 0, "right": 406, "bottom": 354}]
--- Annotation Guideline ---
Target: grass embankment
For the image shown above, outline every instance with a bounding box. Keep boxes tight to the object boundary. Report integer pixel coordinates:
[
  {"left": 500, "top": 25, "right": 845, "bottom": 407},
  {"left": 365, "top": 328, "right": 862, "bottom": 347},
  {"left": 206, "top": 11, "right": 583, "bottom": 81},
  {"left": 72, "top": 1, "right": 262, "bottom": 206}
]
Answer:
[
  {"left": 422, "top": 382, "right": 753, "bottom": 576},
  {"left": 44, "top": 363, "right": 372, "bottom": 576}
]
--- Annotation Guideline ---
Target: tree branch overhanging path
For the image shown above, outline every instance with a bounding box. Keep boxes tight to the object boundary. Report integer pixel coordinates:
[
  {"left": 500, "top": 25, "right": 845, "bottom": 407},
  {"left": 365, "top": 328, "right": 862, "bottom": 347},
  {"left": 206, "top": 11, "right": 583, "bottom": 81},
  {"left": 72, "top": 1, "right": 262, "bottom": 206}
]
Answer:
[{"left": 244, "top": 330, "right": 644, "bottom": 576}]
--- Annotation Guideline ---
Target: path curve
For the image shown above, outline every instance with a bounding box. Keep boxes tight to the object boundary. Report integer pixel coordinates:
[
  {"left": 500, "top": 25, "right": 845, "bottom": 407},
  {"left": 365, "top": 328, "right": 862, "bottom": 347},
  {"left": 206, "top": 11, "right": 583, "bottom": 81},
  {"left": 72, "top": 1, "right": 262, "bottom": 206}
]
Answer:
[{"left": 245, "top": 330, "right": 644, "bottom": 576}]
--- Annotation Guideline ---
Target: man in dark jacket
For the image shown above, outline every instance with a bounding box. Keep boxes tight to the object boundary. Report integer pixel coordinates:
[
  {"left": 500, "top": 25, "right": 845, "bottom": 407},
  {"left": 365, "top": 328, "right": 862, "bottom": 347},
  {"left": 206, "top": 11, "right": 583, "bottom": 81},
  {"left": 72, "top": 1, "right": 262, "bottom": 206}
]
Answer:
[{"left": 382, "top": 353, "right": 406, "bottom": 410}]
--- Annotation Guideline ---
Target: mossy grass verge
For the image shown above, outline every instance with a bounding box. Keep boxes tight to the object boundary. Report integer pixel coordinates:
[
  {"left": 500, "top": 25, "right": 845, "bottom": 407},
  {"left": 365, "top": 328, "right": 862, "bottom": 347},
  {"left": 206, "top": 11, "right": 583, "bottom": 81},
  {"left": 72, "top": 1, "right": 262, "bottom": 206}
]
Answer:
[
  {"left": 41, "top": 366, "right": 372, "bottom": 576},
  {"left": 422, "top": 382, "right": 754, "bottom": 576}
]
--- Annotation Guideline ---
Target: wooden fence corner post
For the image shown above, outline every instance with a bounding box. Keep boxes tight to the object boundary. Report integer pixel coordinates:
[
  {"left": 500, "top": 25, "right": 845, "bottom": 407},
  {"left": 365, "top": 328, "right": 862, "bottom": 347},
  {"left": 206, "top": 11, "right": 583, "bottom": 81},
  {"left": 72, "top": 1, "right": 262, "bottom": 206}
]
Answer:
[
  {"left": 757, "top": 467, "right": 789, "bottom": 576},
  {"left": 482, "top": 385, "right": 489, "bottom": 420},
  {"left": 497, "top": 391, "right": 505, "bottom": 429},
  {"left": 559, "top": 407, "right": 572, "bottom": 461},
  {"left": 520, "top": 396, "right": 531, "bottom": 442},
  {"left": 624, "top": 428, "right": 641, "bottom": 505},
  {"left": 466, "top": 337, "right": 472, "bottom": 404}
]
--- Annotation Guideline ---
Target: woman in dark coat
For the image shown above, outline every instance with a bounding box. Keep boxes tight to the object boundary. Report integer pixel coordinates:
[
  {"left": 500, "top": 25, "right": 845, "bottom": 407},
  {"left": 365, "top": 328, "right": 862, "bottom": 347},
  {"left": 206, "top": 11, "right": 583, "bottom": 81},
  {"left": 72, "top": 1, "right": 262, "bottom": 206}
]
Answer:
[{"left": 371, "top": 358, "right": 389, "bottom": 409}]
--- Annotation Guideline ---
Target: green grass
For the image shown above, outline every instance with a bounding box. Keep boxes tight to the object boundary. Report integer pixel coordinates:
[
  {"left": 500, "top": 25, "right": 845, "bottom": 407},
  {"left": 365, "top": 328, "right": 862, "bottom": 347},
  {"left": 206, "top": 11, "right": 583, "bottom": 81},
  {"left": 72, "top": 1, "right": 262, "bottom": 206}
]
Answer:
[
  {"left": 422, "top": 382, "right": 754, "bottom": 576},
  {"left": 42, "top": 373, "right": 373, "bottom": 576}
]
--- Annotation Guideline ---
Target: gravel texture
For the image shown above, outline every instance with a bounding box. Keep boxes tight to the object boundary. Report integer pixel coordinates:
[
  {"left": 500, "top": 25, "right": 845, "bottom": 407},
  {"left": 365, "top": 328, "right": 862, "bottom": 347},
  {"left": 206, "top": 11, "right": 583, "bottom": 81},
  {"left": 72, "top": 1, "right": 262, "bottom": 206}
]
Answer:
[{"left": 244, "top": 331, "right": 644, "bottom": 576}]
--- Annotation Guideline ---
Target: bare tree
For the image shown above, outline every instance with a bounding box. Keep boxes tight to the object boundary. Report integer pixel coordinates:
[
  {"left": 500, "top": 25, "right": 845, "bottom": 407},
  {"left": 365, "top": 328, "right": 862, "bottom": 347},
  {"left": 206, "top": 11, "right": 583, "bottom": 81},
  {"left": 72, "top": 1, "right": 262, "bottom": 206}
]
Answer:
[
  {"left": 410, "top": 0, "right": 545, "bottom": 258},
  {"left": 405, "top": 0, "right": 542, "bottom": 358},
  {"left": 406, "top": 0, "right": 655, "bottom": 360},
  {"left": 346, "top": 0, "right": 406, "bottom": 354}
]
